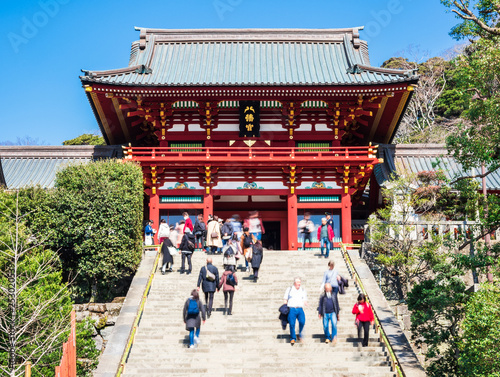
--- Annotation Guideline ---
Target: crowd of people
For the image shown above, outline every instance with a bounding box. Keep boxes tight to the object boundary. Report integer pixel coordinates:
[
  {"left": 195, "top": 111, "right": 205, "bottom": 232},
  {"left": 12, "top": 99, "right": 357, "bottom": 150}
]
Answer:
[
  {"left": 147, "top": 211, "right": 374, "bottom": 349},
  {"left": 298, "top": 211, "right": 336, "bottom": 256}
]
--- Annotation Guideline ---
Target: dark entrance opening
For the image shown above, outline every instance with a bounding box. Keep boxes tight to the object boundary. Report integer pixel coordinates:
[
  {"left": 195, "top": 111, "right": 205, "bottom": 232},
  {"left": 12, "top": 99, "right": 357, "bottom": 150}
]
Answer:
[{"left": 262, "top": 221, "right": 280, "bottom": 250}]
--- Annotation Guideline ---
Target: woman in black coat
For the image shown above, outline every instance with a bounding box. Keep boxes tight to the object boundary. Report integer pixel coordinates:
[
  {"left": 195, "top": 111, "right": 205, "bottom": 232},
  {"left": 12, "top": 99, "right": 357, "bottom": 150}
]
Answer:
[
  {"left": 183, "top": 289, "right": 206, "bottom": 348},
  {"left": 251, "top": 241, "right": 263, "bottom": 282},
  {"left": 161, "top": 238, "right": 175, "bottom": 274}
]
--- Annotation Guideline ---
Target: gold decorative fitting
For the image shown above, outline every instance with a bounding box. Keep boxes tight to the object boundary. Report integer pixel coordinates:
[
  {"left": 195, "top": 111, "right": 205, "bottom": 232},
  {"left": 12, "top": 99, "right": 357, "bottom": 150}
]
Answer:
[{"left": 85, "top": 86, "right": 93, "bottom": 92}]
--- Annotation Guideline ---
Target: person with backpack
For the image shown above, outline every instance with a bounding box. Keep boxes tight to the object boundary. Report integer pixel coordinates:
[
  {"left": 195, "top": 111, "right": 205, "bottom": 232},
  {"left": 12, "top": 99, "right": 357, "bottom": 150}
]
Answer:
[
  {"left": 193, "top": 213, "right": 207, "bottom": 252},
  {"left": 222, "top": 239, "right": 237, "bottom": 270},
  {"left": 180, "top": 229, "right": 196, "bottom": 275},
  {"left": 183, "top": 289, "right": 206, "bottom": 349},
  {"left": 320, "top": 260, "right": 341, "bottom": 295},
  {"left": 197, "top": 257, "right": 219, "bottom": 318},
  {"left": 219, "top": 265, "right": 238, "bottom": 315},
  {"left": 250, "top": 240, "right": 264, "bottom": 283},
  {"left": 240, "top": 227, "right": 255, "bottom": 272}
]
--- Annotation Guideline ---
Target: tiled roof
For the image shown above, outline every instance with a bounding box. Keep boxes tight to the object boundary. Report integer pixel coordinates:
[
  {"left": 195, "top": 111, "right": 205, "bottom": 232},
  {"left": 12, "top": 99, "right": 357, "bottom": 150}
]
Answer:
[
  {"left": 374, "top": 144, "right": 500, "bottom": 191},
  {"left": 81, "top": 28, "right": 417, "bottom": 87},
  {"left": 0, "top": 146, "right": 122, "bottom": 190}
]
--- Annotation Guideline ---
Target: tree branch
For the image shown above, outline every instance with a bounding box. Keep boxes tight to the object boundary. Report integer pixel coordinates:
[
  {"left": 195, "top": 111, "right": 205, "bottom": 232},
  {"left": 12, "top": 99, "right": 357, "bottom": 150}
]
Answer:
[
  {"left": 449, "top": 165, "right": 500, "bottom": 185},
  {"left": 458, "top": 225, "right": 500, "bottom": 250},
  {"left": 452, "top": 0, "right": 500, "bottom": 36}
]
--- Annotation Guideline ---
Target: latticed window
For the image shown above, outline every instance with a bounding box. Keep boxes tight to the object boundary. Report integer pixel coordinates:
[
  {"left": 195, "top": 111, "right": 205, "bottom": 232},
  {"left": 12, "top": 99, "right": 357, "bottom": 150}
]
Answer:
[
  {"left": 169, "top": 143, "right": 203, "bottom": 152},
  {"left": 296, "top": 142, "right": 331, "bottom": 152}
]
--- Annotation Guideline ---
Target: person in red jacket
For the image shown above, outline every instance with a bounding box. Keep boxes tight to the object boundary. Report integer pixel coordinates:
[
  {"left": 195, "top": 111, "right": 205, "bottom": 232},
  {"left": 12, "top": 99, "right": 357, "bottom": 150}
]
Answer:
[
  {"left": 317, "top": 218, "right": 334, "bottom": 258},
  {"left": 352, "top": 293, "right": 374, "bottom": 347},
  {"left": 183, "top": 212, "right": 194, "bottom": 233}
]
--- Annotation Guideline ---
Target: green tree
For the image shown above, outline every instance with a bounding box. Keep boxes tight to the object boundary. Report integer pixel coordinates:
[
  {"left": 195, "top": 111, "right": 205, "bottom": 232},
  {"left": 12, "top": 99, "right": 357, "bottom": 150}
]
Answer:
[
  {"left": 53, "top": 160, "right": 142, "bottom": 302},
  {"left": 18, "top": 160, "right": 144, "bottom": 302},
  {"left": 408, "top": 256, "right": 468, "bottom": 377},
  {"left": 63, "top": 133, "right": 105, "bottom": 146},
  {"left": 441, "top": 0, "right": 500, "bottom": 39},
  {"left": 368, "top": 173, "right": 446, "bottom": 299},
  {"left": 0, "top": 191, "right": 72, "bottom": 377},
  {"left": 75, "top": 318, "right": 100, "bottom": 377},
  {"left": 458, "top": 282, "right": 500, "bottom": 376}
]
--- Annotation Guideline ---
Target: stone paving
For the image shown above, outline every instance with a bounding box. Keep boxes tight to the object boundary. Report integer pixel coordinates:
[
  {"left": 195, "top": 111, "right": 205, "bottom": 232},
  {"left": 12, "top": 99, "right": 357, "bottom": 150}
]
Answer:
[{"left": 121, "top": 249, "right": 396, "bottom": 377}]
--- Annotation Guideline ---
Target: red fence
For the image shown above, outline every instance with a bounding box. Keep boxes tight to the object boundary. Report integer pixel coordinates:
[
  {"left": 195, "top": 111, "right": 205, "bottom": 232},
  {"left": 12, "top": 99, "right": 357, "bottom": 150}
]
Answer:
[
  {"left": 55, "top": 311, "right": 76, "bottom": 377},
  {"left": 124, "top": 145, "right": 379, "bottom": 162}
]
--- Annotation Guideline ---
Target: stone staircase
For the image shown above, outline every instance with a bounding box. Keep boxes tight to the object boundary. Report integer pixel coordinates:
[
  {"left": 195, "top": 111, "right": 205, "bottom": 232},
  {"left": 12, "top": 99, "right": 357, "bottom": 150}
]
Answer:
[{"left": 121, "top": 250, "right": 396, "bottom": 377}]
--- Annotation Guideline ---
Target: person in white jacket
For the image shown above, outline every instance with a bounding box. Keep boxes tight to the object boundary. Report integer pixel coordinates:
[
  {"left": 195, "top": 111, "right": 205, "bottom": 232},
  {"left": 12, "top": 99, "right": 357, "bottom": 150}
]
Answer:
[{"left": 158, "top": 219, "right": 170, "bottom": 244}]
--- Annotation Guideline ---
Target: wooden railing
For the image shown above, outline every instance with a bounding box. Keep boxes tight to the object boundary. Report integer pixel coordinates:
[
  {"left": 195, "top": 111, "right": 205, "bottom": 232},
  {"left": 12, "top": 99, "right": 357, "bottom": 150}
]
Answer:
[
  {"left": 124, "top": 146, "right": 378, "bottom": 162},
  {"left": 55, "top": 311, "right": 76, "bottom": 377},
  {"left": 340, "top": 243, "right": 405, "bottom": 377}
]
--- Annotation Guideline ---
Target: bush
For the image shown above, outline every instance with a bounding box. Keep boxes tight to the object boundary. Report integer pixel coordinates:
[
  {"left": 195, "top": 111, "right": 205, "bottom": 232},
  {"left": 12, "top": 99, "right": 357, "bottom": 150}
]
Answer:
[
  {"left": 76, "top": 318, "right": 100, "bottom": 376},
  {"left": 459, "top": 283, "right": 500, "bottom": 376},
  {"left": 19, "top": 160, "right": 144, "bottom": 302}
]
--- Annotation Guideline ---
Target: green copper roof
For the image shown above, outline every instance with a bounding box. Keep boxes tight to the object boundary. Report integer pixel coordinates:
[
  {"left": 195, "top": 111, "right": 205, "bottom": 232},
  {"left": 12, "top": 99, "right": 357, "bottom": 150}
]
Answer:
[
  {"left": 0, "top": 146, "right": 122, "bottom": 189},
  {"left": 81, "top": 28, "right": 417, "bottom": 87},
  {"left": 374, "top": 144, "right": 500, "bottom": 191}
]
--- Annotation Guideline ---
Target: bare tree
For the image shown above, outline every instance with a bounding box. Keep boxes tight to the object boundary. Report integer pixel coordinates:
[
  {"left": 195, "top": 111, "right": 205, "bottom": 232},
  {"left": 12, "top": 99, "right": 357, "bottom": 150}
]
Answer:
[
  {"left": 0, "top": 193, "right": 71, "bottom": 377},
  {"left": 384, "top": 48, "right": 448, "bottom": 143}
]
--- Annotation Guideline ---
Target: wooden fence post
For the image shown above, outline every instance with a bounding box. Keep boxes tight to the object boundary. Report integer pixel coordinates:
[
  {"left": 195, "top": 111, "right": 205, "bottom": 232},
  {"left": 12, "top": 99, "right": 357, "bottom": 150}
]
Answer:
[{"left": 24, "top": 361, "right": 31, "bottom": 377}]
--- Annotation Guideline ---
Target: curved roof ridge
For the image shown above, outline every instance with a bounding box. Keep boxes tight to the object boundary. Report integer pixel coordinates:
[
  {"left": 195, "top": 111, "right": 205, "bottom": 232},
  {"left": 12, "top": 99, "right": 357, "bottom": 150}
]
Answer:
[{"left": 132, "top": 26, "right": 366, "bottom": 43}]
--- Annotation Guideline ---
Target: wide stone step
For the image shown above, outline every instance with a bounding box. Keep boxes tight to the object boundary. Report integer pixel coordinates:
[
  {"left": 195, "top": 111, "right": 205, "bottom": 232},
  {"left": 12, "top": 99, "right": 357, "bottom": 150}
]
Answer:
[{"left": 121, "top": 251, "right": 393, "bottom": 376}]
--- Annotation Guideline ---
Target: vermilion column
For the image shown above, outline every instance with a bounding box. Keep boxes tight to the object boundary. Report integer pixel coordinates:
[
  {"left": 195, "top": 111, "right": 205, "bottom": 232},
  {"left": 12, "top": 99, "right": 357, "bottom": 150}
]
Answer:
[
  {"left": 341, "top": 192, "right": 352, "bottom": 244},
  {"left": 149, "top": 194, "right": 160, "bottom": 243},
  {"left": 287, "top": 193, "right": 298, "bottom": 250},
  {"left": 203, "top": 192, "right": 213, "bottom": 222}
]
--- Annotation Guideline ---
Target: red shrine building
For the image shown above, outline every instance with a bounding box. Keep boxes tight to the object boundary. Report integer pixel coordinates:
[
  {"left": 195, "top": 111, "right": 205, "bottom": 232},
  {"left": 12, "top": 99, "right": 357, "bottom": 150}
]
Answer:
[{"left": 80, "top": 27, "right": 418, "bottom": 250}]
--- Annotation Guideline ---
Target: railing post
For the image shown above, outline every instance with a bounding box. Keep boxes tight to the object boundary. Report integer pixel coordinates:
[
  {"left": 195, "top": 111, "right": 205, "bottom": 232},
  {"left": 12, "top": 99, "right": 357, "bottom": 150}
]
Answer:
[
  {"left": 25, "top": 361, "right": 31, "bottom": 377},
  {"left": 70, "top": 311, "right": 76, "bottom": 377}
]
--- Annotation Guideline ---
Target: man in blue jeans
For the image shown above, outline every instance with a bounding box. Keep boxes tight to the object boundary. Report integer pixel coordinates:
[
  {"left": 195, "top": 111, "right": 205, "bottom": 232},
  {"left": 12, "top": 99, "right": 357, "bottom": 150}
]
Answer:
[
  {"left": 320, "top": 260, "right": 341, "bottom": 295},
  {"left": 316, "top": 218, "right": 334, "bottom": 258},
  {"left": 318, "top": 283, "right": 340, "bottom": 344},
  {"left": 284, "top": 277, "right": 308, "bottom": 345}
]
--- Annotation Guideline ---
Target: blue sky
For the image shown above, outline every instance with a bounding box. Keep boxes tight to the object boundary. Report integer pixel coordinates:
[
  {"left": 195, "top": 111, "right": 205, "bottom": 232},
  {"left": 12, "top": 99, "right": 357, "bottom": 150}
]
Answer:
[{"left": 0, "top": 0, "right": 460, "bottom": 145}]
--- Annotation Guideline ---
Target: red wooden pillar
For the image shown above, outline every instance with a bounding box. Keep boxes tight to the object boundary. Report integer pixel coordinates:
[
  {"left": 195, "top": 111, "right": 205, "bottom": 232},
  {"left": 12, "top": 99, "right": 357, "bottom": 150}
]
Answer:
[
  {"left": 149, "top": 193, "right": 160, "bottom": 243},
  {"left": 203, "top": 192, "right": 213, "bottom": 222},
  {"left": 287, "top": 193, "right": 298, "bottom": 250},
  {"left": 341, "top": 192, "right": 352, "bottom": 244}
]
